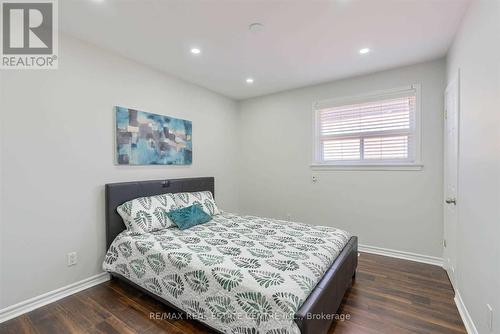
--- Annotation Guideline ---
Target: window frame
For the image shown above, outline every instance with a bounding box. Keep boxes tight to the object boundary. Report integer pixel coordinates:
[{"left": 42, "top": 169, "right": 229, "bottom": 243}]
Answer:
[{"left": 311, "top": 84, "right": 423, "bottom": 171}]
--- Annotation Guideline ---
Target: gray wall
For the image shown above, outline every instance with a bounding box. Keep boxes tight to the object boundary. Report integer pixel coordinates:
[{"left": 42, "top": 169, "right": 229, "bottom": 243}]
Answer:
[
  {"left": 446, "top": 0, "right": 500, "bottom": 332},
  {"left": 238, "top": 59, "right": 446, "bottom": 257},
  {"left": 0, "top": 73, "right": 3, "bottom": 310},
  {"left": 0, "top": 35, "right": 240, "bottom": 308}
]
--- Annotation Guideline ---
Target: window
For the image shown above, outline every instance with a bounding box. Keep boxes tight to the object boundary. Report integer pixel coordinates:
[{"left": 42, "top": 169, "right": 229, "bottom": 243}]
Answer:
[{"left": 312, "top": 85, "right": 422, "bottom": 170}]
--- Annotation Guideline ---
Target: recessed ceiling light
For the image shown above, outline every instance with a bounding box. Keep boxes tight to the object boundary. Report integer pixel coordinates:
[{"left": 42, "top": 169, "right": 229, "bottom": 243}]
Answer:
[
  {"left": 246, "top": 78, "right": 254, "bottom": 84},
  {"left": 359, "top": 48, "right": 370, "bottom": 54},
  {"left": 249, "top": 23, "right": 264, "bottom": 33},
  {"left": 190, "top": 48, "right": 201, "bottom": 55}
]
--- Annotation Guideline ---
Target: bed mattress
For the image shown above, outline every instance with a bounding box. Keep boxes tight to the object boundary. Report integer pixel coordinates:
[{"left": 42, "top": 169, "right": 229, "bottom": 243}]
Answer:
[{"left": 103, "top": 212, "right": 350, "bottom": 334}]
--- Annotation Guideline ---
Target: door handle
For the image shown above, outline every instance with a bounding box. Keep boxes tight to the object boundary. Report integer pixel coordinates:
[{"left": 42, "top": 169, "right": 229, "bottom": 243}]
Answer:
[{"left": 445, "top": 198, "right": 457, "bottom": 205}]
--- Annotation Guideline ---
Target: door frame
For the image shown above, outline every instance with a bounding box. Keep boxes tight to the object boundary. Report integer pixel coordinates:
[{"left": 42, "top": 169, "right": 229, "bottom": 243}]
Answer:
[{"left": 443, "top": 69, "right": 460, "bottom": 288}]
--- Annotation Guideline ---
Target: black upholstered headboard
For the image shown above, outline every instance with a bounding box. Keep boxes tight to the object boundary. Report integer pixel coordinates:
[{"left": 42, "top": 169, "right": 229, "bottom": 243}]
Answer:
[{"left": 105, "top": 177, "right": 215, "bottom": 249}]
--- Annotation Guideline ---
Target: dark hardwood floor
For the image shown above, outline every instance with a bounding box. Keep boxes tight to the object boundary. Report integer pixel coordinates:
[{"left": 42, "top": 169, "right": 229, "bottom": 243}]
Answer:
[{"left": 0, "top": 253, "right": 466, "bottom": 334}]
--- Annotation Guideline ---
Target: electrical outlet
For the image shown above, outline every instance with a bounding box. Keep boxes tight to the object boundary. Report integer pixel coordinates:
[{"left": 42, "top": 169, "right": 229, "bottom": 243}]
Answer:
[
  {"left": 67, "top": 252, "right": 77, "bottom": 266},
  {"left": 312, "top": 175, "right": 318, "bottom": 183},
  {"left": 486, "top": 304, "right": 493, "bottom": 332}
]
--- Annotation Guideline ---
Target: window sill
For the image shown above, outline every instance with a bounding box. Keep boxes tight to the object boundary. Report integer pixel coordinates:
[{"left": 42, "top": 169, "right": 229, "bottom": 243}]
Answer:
[{"left": 310, "top": 163, "right": 424, "bottom": 171}]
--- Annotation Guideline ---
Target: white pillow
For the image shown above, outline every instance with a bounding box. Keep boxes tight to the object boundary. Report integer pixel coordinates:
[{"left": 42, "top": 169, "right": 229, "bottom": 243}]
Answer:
[
  {"left": 173, "top": 191, "right": 220, "bottom": 216},
  {"left": 117, "top": 193, "right": 178, "bottom": 233}
]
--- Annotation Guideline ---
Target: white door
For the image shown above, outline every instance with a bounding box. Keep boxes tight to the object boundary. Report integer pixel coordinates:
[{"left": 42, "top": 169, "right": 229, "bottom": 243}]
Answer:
[{"left": 443, "top": 71, "right": 459, "bottom": 287}]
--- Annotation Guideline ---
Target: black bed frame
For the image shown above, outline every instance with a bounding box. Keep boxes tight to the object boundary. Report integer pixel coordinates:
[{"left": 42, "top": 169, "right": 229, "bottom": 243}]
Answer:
[{"left": 105, "top": 177, "right": 358, "bottom": 334}]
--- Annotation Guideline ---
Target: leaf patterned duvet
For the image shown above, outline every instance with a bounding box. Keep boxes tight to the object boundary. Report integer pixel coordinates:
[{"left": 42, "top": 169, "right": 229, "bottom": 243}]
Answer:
[{"left": 103, "top": 212, "right": 350, "bottom": 334}]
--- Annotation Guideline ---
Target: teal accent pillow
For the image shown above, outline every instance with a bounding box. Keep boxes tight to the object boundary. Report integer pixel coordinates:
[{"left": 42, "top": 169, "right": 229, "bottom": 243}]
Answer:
[{"left": 167, "top": 204, "right": 212, "bottom": 230}]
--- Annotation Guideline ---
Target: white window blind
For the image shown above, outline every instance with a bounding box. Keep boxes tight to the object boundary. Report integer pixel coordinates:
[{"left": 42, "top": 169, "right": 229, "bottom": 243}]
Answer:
[{"left": 313, "top": 86, "right": 420, "bottom": 166}]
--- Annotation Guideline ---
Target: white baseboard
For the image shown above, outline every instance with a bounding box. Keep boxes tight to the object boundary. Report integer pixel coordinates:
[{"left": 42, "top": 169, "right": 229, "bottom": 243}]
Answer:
[
  {"left": 359, "top": 244, "right": 444, "bottom": 267},
  {"left": 455, "top": 290, "right": 479, "bottom": 334},
  {"left": 0, "top": 272, "right": 110, "bottom": 323}
]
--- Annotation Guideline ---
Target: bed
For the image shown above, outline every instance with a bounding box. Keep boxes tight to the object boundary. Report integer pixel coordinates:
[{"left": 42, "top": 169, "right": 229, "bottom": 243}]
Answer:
[{"left": 104, "top": 177, "right": 357, "bottom": 334}]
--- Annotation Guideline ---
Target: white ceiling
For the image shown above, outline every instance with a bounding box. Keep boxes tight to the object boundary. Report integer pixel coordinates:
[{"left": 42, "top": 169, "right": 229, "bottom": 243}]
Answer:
[{"left": 60, "top": 0, "right": 469, "bottom": 100}]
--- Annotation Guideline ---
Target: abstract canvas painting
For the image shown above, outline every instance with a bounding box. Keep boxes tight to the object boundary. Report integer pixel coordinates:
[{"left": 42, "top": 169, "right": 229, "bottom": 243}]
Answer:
[{"left": 115, "top": 106, "right": 192, "bottom": 165}]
